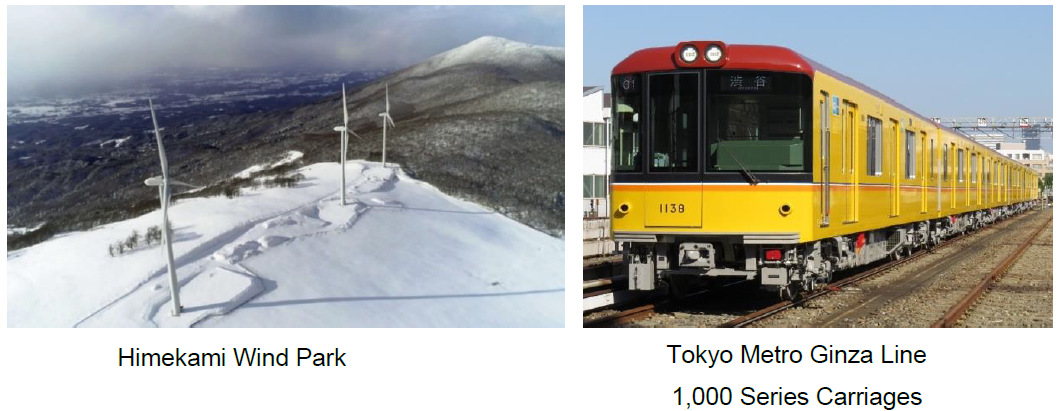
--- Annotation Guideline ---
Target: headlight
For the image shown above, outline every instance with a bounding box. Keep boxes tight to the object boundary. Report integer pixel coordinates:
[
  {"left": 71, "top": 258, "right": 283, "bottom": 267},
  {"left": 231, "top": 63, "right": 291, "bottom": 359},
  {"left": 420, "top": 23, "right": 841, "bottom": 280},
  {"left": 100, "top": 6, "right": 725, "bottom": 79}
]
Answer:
[
  {"left": 679, "top": 44, "right": 699, "bottom": 63},
  {"left": 704, "top": 44, "right": 723, "bottom": 62}
]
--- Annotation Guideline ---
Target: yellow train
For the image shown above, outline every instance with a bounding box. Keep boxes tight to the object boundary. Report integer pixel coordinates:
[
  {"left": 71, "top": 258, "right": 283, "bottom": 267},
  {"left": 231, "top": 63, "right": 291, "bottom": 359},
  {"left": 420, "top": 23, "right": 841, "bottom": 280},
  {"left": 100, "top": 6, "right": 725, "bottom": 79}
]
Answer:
[{"left": 609, "top": 41, "right": 1040, "bottom": 298}]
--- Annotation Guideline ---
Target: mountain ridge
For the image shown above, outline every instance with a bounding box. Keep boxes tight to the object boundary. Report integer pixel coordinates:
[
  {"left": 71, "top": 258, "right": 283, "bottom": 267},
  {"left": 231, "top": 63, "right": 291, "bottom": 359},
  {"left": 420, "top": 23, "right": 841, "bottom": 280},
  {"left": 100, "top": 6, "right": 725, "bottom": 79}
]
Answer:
[{"left": 7, "top": 36, "right": 565, "bottom": 248}]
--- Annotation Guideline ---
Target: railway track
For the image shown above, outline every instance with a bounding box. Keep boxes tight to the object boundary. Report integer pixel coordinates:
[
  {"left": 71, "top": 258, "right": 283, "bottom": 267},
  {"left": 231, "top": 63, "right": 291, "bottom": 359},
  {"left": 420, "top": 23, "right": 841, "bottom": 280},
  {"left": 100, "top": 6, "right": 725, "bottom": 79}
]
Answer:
[
  {"left": 935, "top": 215, "right": 1052, "bottom": 328},
  {"left": 718, "top": 239, "right": 939, "bottom": 328},
  {"left": 729, "top": 209, "right": 1047, "bottom": 328},
  {"left": 584, "top": 209, "right": 1046, "bottom": 328}
]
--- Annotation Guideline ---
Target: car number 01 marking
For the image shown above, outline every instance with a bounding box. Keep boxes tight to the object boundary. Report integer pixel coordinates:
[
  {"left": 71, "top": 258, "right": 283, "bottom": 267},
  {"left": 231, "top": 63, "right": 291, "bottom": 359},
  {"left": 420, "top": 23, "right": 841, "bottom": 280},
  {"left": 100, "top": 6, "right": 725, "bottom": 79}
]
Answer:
[{"left": 659, "top": 203, "right": 685, "bottom": 213}]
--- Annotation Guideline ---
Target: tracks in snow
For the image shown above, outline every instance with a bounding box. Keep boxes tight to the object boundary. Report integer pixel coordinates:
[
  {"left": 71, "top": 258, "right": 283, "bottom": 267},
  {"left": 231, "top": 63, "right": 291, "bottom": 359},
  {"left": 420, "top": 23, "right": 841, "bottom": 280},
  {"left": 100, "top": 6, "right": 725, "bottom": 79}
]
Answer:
[{"left": 74, "top": 165, "right": 398, "bottom": 328}]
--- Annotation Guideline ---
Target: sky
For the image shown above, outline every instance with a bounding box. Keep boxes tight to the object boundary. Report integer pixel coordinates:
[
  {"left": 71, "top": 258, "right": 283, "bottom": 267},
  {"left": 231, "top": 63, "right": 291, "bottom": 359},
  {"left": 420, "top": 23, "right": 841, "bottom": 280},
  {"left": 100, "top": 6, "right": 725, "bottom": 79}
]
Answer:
[
  {"left": 7, "top": 5, "right": 563, "bottom": 96},
  {"left": 585, "top": 6, "right": 1052, "bottom": 125}
]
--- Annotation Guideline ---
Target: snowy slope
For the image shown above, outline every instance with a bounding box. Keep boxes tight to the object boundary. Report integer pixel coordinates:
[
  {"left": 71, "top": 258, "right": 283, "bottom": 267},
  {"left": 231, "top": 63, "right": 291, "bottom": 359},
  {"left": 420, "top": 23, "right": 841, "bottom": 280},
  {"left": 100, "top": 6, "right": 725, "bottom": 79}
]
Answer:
[
  {"left": 407, "top": 36, "right": 563, "bottom": 76},
  {"left": 7, "top": 161, "right": 563, "bottom": 327},
  {"left": 232, "top": 150, "right": 304, "bottom": 179}
]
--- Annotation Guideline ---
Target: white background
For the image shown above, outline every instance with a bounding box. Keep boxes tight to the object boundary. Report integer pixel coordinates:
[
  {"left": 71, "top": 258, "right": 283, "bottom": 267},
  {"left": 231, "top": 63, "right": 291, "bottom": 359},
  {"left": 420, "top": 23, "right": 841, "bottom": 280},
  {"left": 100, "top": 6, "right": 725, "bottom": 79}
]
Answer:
[{"left": 3, "top": 1, "right": 1058, "bottom": 410}]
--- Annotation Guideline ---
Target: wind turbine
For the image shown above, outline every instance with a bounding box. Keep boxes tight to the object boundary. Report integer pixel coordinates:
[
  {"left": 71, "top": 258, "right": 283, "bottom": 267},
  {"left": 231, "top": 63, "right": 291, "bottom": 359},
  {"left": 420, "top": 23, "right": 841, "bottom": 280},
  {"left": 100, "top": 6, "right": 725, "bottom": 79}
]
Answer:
[
  {"left": 144, "top": 99, "right": 199, "bottom": 317},
  {"left": 333, "top": 83, "right": 363, "bottom": 206},
  {"left": 378, "top": 83, "right": 396, "bottom": 167}
]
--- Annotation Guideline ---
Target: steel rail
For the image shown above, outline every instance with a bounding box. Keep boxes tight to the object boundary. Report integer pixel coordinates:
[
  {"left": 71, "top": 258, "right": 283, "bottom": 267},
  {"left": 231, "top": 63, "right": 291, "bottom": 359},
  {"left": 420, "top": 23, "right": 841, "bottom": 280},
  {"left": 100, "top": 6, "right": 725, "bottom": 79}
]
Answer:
[
  {"left": 583, "top": 302, "right": 662, "bottom": 328},
  {"left": 583, "top": 275, "right": 628, "bottom": 290},
  {"left": 717, "top": 248, "right": 924, "bottom": 328},
  {"left": 719, "top": 210, "right": 1040, "bottom": 328},
  {"left": 932, "top": 215, "right": 1051, "bottom": 328}
]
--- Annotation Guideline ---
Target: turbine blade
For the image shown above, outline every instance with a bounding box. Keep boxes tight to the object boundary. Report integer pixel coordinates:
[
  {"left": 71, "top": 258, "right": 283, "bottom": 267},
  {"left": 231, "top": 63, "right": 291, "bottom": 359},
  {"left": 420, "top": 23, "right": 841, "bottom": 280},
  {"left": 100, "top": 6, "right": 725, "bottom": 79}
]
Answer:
[
  {"left": 342, "top": 83, "right": 348, "bottom": 127},
  {"left": 386, "top": 114, "right": 396, "bottom": 128},
  {"left": 350, "top": 130, "right": 362, "bottom": 139},
  {"left": 168, "top": 179, "right": 200, "bottom": 189},
  {"left": 149, "top": 99, "right": 168, "bottom": 179}
]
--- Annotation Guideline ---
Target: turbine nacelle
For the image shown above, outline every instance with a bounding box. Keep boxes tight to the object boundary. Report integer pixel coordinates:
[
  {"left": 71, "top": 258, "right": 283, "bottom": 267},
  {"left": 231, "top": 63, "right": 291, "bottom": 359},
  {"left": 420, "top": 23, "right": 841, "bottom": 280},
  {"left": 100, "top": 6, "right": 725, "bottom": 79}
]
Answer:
[
  {"left": 145, "top": 176, "right": 200, "bottom": 189},
  {"left": 378, "top": 112, "right": 396, "bottom": 127}
]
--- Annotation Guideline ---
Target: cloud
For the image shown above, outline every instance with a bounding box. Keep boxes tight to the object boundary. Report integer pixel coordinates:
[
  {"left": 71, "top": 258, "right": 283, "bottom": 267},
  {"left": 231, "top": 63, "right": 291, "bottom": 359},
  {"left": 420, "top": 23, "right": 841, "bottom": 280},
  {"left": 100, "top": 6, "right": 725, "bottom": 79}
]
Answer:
[{"left": 7, "top": 5, "right": 564, "bottom": 95}]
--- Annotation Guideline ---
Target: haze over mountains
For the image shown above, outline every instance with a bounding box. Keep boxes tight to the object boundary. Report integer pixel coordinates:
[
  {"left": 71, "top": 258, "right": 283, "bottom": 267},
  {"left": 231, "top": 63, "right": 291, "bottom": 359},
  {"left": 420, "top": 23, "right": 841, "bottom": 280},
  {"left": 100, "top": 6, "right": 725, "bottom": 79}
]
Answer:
[{"left": 7, "top": 36, "right": 565, "bottom": 246}]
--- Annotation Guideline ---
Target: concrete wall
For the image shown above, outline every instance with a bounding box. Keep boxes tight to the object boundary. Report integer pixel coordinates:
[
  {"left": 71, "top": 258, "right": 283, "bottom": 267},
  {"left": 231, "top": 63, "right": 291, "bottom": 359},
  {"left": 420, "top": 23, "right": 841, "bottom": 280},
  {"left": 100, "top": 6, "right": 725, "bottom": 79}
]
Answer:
[{"left": 583, "top": 218, "right": 616, "bottom": 257}]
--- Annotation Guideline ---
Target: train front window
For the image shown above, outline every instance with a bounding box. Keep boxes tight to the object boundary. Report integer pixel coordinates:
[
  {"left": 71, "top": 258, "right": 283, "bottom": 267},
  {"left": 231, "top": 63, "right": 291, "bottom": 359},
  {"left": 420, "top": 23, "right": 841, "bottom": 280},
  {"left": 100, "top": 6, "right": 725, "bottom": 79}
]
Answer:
[
  {"left": 648, "top": 72, "right": 699, "bottom": 173},
  {"left": 708, "top": 72, "right": 811, "bottom": 172},
  {"left": 613, "top": 75, "right": 642, "bottom": 172}
]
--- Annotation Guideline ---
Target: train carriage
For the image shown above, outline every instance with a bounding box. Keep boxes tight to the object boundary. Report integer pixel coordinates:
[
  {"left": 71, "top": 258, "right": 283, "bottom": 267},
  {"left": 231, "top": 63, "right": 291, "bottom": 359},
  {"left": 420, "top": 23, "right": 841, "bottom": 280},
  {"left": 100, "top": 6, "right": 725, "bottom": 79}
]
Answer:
[{"left": 609, "top": 41, "right": 1039, "bottom": 298}]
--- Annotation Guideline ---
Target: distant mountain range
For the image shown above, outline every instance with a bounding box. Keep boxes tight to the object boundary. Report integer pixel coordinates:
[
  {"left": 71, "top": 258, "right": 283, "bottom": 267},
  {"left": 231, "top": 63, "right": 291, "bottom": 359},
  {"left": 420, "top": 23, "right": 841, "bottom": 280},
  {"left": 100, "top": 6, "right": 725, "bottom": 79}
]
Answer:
[{"left": 7, "top": 36, "right": 564, "bottom": 247}]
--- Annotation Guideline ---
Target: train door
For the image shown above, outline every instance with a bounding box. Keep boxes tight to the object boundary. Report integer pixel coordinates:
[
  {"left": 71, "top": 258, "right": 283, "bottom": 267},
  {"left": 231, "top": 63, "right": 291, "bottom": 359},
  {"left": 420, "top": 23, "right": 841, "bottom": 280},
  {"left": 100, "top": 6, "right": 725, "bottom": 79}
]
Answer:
[
  {"left": 841, "top": 100, "right": 857, "bottom": 223},
  {"left": 920, "top": 131, "right": 928, "bottom": 213},
  {"left": 644, "top": 72, "right": 701, "bottom": 228},
  {"left": 934, "top": 134, "right": 941, "bottom": 213},
  {"left": 890, "top": 119, "right": 900, "bottom": 217},
  {"left": 972, "top": 152, "right": 979, "bottom": 206},
  {"left": 819, "top": 91, "right": 830, "bottom": 227},
  {"left": 991, "top": 161, "right": 996, "bottom": 204},
  {"left": 978, "top": 156, "right": 984, "bottom": 205},
  {"left": 962, "top": 148, "right": 969, "bottom": 207},
  {"left": 953, "top": 144, "right": 962, "bottom": 208}
]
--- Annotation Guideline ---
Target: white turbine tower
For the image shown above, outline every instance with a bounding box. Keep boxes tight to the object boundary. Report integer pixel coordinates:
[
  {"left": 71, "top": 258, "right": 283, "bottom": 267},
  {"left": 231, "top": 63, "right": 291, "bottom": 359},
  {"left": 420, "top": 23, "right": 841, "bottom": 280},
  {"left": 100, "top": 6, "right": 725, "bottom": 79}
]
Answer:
[
  {"left": 333, "top": 83, "right": 363, "bottom": 206},
  {"left": 144, "top": 99, "right": 198, "bottom": 317},
  {"left": 378, "top": 83, "right": 396, "bottom": 167}
]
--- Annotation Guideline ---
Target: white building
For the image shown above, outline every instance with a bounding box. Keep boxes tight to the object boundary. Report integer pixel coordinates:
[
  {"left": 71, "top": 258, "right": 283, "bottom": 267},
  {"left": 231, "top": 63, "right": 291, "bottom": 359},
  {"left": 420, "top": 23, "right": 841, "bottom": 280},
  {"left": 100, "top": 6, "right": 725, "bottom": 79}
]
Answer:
[
  {"left": 997, "top": 147, "right": 1053, "bottom": 177},
  {"left": 583, "top": 86, "right": 611, "bottom": 218},
  {"left": 967, "top": 132, "right": 1008, "bottom": 149}
]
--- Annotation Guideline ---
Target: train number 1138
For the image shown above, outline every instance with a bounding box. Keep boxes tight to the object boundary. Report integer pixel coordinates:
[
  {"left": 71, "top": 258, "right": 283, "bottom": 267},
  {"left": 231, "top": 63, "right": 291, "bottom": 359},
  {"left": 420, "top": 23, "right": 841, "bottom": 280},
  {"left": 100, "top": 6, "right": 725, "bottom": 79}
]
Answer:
[{"left": 659, "top": 203, "right": 686, "bottom": 213}]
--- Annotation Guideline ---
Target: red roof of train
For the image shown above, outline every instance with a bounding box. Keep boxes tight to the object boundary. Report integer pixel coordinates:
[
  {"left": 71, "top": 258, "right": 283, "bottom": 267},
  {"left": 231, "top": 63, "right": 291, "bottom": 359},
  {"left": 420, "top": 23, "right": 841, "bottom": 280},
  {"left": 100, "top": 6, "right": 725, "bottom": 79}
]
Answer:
[
  {"left": 610, "top": 42, "right": 1011, "bottom": 157},
  {"left": 612, "top": 44, "right": 815, "bottom": 76}
]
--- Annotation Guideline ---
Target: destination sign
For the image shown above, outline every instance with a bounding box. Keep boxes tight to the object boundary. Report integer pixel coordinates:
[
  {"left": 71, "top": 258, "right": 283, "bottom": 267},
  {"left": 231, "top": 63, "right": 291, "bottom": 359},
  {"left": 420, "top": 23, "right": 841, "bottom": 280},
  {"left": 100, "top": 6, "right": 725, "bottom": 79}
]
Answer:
[{"left": 720, "top": 74, "right": 772, "bottom": 92}]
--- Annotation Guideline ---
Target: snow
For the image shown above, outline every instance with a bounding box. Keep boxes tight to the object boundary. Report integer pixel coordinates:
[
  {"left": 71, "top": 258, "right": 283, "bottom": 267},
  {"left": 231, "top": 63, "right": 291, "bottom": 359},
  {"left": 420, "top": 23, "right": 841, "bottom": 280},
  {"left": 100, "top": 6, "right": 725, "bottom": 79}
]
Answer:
[
  {"left": 8, "top": 160, "right": 563, "bottom": 327},
  {"left": 99, "top": 136, "right": 132, "bottom": 148},
  {"left": 8, "top": 223, "right": 44, "bottom": 236},
  {"left": 73, "top": 124, "right": 89, "bottom": 130},
  {"left": 233, "top": 150, "right": 304, "bottom": 179},
  {"left": 408, "top": 36, "right": 563, "bottom": 77}
]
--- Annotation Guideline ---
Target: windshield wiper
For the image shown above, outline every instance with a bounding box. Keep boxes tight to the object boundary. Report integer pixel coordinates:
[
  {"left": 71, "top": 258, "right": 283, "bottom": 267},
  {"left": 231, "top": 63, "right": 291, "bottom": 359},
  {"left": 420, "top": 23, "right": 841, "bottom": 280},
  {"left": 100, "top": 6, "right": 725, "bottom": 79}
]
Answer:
[{"left": 727, "top": 151, "right": 760, "bottom": 186}]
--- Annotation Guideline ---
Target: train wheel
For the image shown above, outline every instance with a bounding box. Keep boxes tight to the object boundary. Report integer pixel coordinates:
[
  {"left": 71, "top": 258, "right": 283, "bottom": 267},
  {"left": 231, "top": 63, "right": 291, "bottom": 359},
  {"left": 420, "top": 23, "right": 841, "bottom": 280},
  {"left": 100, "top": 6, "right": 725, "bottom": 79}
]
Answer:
[
  {"left": 667, "top": 277, "right": 689, "bottom": 300},
  {"left": 779, "top": 281, "right": 799, "bottom": 301}
]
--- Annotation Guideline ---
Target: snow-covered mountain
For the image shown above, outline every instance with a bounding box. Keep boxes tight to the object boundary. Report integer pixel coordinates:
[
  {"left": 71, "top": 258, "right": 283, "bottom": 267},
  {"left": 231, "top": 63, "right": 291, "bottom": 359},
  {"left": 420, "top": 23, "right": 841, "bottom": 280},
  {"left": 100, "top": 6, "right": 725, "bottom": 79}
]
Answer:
[
  {"left": 8, "top": 161, "right": 563, "bottom": 327},
  {"left": 399, "top": 35, "right": 563, "bottom": 81}
]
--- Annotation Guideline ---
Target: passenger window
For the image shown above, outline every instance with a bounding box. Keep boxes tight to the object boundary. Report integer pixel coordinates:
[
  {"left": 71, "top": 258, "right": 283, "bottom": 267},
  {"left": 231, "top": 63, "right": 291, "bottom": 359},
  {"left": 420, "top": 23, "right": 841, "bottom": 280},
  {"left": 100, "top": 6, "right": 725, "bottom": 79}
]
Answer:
[
  {"left": 866, "top": 116, "right": 882, "bottom": 176},
  {"left": 905, "top": 130, "right": 916, "bottom": 178},
  {"left": 613, "top": 74, "right": 642, "bottom": 172},
  {"left": 971, "top": 153, "right": 977, "bottom": 183},
  {"left": 943, "top": 146, "right": 949, "bottom": 181},
  {"left": 957, "top": 148, "right": 964, "bottom": 183},
  {"left": 930, "top": 139, "right": 935, "bottom": 177},
  {"left": 648, "top": 72, "right": 699, "bottom": 172}
]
